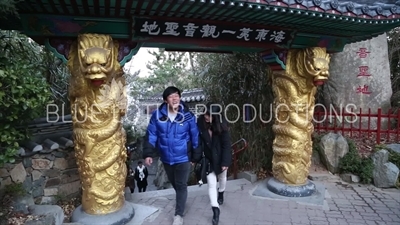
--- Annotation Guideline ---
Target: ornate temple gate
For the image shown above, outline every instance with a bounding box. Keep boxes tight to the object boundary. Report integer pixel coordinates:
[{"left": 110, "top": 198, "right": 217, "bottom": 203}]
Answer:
[{"left": 2, "top": 0, "right": 400, "bottom": 224}]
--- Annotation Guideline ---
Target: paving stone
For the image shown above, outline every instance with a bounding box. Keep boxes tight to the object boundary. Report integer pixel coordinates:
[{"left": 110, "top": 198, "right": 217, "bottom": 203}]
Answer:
[
  {"left": 345, "top": 219, "right": 366, "bottom": 223},
  {"left": 309, "top": 221, "right": 329, "bottom": 225},
  {"left": 125, "top": 177, "right": 400, "bottom": 225},
  {"left": 389, "top": 215, "right": 400, "bottom": 222}
]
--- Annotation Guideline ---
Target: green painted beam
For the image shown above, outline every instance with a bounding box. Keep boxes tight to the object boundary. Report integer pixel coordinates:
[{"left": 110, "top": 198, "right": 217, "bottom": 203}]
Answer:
[{"left": 3, "top": 0, "right": 400, "bottom": 54}]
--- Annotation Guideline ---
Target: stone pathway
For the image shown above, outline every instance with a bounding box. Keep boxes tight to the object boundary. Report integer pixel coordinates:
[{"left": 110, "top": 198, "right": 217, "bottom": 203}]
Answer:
[{"left": 127, "top": 174, "right": 400, "bottom": 225}]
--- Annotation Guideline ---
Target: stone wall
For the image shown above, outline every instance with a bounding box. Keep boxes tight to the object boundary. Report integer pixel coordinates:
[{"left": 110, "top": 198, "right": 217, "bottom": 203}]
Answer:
[{"left": 0, "top": 147, "right": 81, "bottom": 204}]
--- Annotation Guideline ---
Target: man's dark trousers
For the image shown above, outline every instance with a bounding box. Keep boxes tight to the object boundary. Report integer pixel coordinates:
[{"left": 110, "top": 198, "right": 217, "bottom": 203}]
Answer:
[{"left": 163, "top": 162, "right": 191, "bottom": 217}]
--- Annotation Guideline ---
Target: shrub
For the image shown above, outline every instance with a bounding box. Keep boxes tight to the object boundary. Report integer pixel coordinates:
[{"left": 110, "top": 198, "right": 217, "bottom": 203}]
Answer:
[
  {"left": 0, "top": 62, "right": 51, "bottom": 166},
  {"left": 339, "top": 139, "right": 374, "bottom": 184},
  {"left": 3, "top": 183, "right": 26, "bottom": 197}
]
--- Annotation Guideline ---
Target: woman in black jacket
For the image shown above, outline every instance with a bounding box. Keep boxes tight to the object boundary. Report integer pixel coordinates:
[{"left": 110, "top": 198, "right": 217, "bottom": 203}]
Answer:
[
  {"left": 197, "top": 103, "right": 232, "bottom": 225},
  {"left": 134, "top": 161, "right": 149, "bottom": 192}
]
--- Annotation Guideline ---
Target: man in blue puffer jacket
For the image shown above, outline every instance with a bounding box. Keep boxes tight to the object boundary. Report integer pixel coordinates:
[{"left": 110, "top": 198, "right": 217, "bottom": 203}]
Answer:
[{"left": 143, "top": 86, "right": 200, "bottom": 225}]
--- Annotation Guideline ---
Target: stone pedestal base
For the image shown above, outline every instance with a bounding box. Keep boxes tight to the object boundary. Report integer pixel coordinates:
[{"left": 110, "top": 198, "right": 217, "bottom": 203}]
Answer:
[
  {"left": 252, "top": 178, "right": 327, "bottom": 208},
  {"left": 266, "top": 177, "right": 316, "bottom": 197},
  {"left": 71, "top": 201, "right": 135, "bottom": 225}
]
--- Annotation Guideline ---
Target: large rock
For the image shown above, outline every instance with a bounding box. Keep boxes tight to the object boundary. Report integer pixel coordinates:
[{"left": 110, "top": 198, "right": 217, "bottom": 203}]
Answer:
[
  {"left": 318, "top": 133, "right": 349, "bottom": 174},
  {"left": 385, "top": 144, "right": 400, "bottom": 154},
  {"left": 11, "top": 194, "right": 35, "bottom": 214},
  {"left": 323, "top": 33, "right": 392, "bottom": 128},
  {"left": 53, "top": 158, "right": 68, "bottom": 170},
  {"left": 60, "top": 168, "right": 80, "bottom": 184},
  {"left": 0, "top": 168, "right": 9, "bottom": 177},
  {"left": 32, "top": 159, "right": 53, "bottom": 170},
  {"left": 58, "top": 180, "right": 81, "bottom": 196},
  {"left": 28, "top": 205, "right": 64, "bottom": 225},
  {"left": 44, "top": 187, "right": 58, "bottom": 196},
  {"left": 40, "top": 196, "right": 56, "bottom": 205},
  {"left": 32, "top": 177, "right": 46, "bottom": 198},
  {"left": 22, "top": 158, "right": 32, "bottom": 168},
  {"left": 10, "top": 162, "right": 27, "bottom": 183},
  {"left": 0, "top": 177, "right": 12, "bottom": 189},
  {"left": 340, "top": 173, "right": 361, "bottom": 183},
  {"left": 31, "top": 170, "right": 42, "bottom": 181},
  {"left": 372, "top": 150, "right": 400, "bottom": 188},
  {"left": 24, "top": 214, "right": 56, "bottom": 225}
]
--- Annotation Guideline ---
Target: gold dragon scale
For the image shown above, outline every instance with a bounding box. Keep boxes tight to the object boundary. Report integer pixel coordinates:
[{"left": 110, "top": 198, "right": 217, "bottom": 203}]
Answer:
[
  {"left": 67, "top": 33, "right": 128, "bottom": 215},
  {"left": 271, "top": 47, "right": 330, "bottom": 185}
]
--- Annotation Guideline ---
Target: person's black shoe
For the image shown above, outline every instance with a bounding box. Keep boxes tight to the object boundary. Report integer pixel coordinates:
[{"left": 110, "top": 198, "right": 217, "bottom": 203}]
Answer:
[
  {"left": 212, "top": 207, "right": 220, "bottom": 225},
  {"left": 217, "top": 191, "right": 224, "bottom": 205}
]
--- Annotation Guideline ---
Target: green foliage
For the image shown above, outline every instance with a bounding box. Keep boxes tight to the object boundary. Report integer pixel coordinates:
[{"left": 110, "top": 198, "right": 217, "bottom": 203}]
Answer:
[
  {"left": 41, "top": 50, "right": 71, "bottom": 111},
  {"left": 195, "top": 52, "right": 274, "bottom": 171},
  {"left": 0, "top": 30, "right": 53, "bottom": 166},
  {"left": 358, "top": 157, "right": 374, "bottom": 184},
  {"left": 0, "top": 183, "right": 25, "bottom": 224},
  {"left": 123, "top": 123, "right": 136, "bottom": 145},
  {"left": 339, "top": 139, "right": 374, "bottom": 184},
  {"left": 388, "top": 149, "right": 400, "bottom": 169},
  {"left": 125, "top": 70, "right": 149, "bottom": 99},
  {"left": 339, "top": 141, "right": 360, "bottom": 174},
  {"left": 0, "top": 63, "right": 51, "bottom": 166},
  {"left": 54, "top": 193, "right": 69, "bottom": 204},
  {"left": 373, "top": 144, "right": 387, "bottom": 150},
  {"left": 144, "top": 49, "right": 198, "bottom": 95},
  {"left": 1, "top": 30, "right": 70, "bottom": 110},
  {"left": 0, "top": 0, "right": 19, "bottom": 19},
  {"left": 123, "top": 117, "right": 148, "bottom": 143},
  {"left": 312, "top": 134, "right": 323, "bottom": 152},
  {"left": 122, "top": 70, "right": 149, "bottom": 144},
  {"left": 3, "top": 183, "right": 26, "bottom": 197}
]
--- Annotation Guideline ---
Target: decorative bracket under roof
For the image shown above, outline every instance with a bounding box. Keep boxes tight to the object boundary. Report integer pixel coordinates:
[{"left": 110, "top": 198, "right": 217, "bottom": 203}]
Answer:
[{"left": 261, "top": 50, "right": 288, "bottom": 71}]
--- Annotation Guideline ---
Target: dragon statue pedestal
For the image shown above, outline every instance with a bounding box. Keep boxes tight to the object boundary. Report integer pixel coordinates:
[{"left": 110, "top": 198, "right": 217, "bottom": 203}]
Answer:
[
  {"left": 63, "top": 33, "right": 135, "bottom": 224},
  {"left": 265, "top": 47, "right": 331, "bottom": 197}
]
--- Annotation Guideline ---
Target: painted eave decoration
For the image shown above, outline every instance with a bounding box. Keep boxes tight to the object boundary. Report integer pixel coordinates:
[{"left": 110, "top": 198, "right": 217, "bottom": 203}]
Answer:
[{"left": 1, "top": 0, "right": 400, "bottom": 53}]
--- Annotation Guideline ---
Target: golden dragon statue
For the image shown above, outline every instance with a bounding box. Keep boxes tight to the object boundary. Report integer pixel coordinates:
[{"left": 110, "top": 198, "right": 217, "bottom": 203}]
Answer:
[
  {"left": 271, "top": 47, "right": 330, "bottom": 185},
  {"left": 67, "top": 33, "right": 127, "bottom": 215}
]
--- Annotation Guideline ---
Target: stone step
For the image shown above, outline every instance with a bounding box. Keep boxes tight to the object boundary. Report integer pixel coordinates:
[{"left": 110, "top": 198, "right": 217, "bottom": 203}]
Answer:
[
  {"left": 308, "top": 172, "right": 339, "bottom": 182},
  {"left": 129, "top": 178, "right": 251, "bottom": 200}
]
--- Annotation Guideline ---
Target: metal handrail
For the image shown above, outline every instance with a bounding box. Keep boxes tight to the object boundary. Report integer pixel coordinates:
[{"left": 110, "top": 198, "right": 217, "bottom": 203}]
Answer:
[
  {"left": 231, "top": 138, "right": 248, "bottom": 154},
  {"left": 231, "top": 138, "right": 248, "bottom": 179}
]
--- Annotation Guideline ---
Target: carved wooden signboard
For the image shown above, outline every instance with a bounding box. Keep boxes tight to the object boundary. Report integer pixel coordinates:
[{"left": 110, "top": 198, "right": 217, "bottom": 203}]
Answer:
[{"left": 132, "top": 17, "right": 295, "bottom": 45}]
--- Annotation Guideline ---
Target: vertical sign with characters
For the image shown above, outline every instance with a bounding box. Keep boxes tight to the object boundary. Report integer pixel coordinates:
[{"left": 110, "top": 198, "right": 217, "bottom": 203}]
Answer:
[{"left": 355, "top": 47, "right": 372, "bottom": 95}]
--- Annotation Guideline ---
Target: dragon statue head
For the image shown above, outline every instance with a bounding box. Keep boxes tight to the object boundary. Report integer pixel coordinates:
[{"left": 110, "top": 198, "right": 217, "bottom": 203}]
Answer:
[
  {"left": 303, "top": 47, "right": 331, "bottom": 86},
  {"left": 77, "top": 34, "right": 117, "bottom": 88}
]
